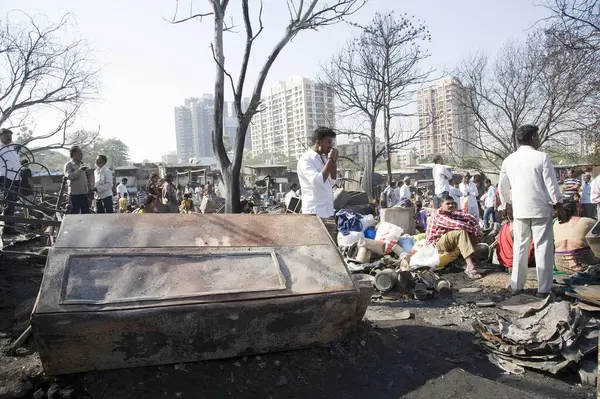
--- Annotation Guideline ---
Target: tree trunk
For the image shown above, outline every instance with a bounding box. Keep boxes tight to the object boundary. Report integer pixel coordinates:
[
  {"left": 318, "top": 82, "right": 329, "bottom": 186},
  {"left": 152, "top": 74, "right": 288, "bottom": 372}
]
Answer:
[
  {"left": 384, "top": 102, "right": 392, "bottom": 185},
  {"left": 221, "top": 165, "right": 241, "bottom": 213},
  {"left": 211, "top": 5, "right": 234, "bottom": 212}
]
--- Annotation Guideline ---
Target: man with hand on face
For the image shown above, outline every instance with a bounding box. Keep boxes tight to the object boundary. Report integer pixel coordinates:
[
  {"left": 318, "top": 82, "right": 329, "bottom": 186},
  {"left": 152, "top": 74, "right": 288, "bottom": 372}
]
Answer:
[{"left": 297, "top": 126, "right": 338, "bottom": 220}]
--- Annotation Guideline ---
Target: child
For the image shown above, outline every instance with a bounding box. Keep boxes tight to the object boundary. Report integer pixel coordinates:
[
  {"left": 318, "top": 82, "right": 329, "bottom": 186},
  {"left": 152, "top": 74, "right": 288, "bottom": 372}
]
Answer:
[
  {"left": 119, "top": 192, "right": 128, "bottom": 213},
  {"left": 134, "top": 196, "right": 157, "bottom": 214},
  {"left": 180, "top": 193, "right": 194, "bottom": 214}
]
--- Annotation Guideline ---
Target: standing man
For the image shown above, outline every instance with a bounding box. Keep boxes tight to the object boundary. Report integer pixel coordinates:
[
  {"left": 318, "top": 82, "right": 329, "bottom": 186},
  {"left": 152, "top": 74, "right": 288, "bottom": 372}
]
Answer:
[
  {"left": 399, "top": 177, "right": 412, "bottom": 201},
  {"left": 117, "top": 178, "right": 129, "bottom": 201},
  {"left": 432, "top": 154, "right": 452, "bottom": 208},
  {"left": 563, "top": 168, "right": 581, "bottom": 202},
  {"left": 0, "top": 129, "right": 21, "bottom": 233},
  {"left": 297, "top": 127, "right": 338, "bottom": 239},
  {"left": 480, "top": 178, "right": 498, "bottom": 230},
  {"left": 498, "top": 125, "right": 566, "bottom": 298},
  {"left": 285, "top": 183, "right": 299, "bottom": 208},
  {"left": 459, "top": 172, "right": 479, "bottom": 218},
  {"left": 580, "top": 173, "right": 596, "bottom": 219},
  {"left": 194, "top": 184, "right": 202, "bottom": 203},
  {"left": 19, "top": 159, "right": 35, "bottom": 218},
  {"left": 93, "top": 155, "right": 114, "bottom": 213},
  {"left": 64, "top": 146, "right": 90, "bottom": 214}
]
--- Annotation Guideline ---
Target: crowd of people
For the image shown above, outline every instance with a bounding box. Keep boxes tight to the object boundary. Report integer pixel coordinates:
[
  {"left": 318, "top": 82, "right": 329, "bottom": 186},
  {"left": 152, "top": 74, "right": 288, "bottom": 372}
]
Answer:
[
  {"left": 63, "top": 145, "right": 214, "bottom": 215},
  {"left": 294, "top": 125, "right": 600, "bottom": 298}
]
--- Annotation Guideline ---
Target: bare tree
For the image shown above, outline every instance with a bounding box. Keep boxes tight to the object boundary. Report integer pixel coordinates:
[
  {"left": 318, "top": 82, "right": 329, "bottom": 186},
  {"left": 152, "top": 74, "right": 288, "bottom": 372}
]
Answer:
[
  {"left": 170, "top": 0, "right": 365, "bottom": 212},
  {"left": 323, "top": 12, "right": 432, "bottom": 186},
  {"left": 0, "top": 12, "right": 99, "bottom": 151},
  {"left": 543, "top": 0, "right": 600, "bottom": 52},
  {"left": 453, "top": 31, "right": 599, "bottom": 169}
]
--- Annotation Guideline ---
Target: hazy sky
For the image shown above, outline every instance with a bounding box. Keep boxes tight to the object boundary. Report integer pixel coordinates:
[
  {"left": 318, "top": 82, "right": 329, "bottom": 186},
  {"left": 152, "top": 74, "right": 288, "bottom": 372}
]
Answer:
[{"left": 1, "top": 0, "right": 549, "bottom": 162}]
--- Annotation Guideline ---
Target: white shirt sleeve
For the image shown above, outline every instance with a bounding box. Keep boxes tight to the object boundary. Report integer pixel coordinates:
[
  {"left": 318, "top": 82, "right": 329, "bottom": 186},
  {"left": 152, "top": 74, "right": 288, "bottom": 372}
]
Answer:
[
  {"left": 592, "top": 176, "right": 600, "bottom": 204},
  {"left": 498, "top": 160, "right": 511, "bottom": 205},
  {"left": 542, "top": 154, "right": 562, "bottom": 205},
  {"left": 297, "top": 155, "right": 327, "bottom": 188}
]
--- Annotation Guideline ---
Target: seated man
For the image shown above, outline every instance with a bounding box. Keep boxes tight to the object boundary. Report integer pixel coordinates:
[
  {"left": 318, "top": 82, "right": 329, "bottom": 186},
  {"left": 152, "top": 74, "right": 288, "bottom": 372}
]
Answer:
[{"left": 426, "top": 195, "right": 483, "bottom": 279}]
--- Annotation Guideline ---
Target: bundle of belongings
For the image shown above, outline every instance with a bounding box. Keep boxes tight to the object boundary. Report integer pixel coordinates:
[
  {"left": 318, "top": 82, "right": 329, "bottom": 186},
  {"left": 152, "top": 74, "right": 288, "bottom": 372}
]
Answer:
[{"left": 473, "top": 298, "right": 599, "bottom": 375}]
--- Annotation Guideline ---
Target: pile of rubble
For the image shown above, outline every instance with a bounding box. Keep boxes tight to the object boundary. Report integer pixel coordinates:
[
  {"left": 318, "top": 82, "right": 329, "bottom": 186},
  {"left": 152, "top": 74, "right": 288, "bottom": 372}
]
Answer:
[{"left": 473, "top": 297, "right": 599, "bottom": 377}]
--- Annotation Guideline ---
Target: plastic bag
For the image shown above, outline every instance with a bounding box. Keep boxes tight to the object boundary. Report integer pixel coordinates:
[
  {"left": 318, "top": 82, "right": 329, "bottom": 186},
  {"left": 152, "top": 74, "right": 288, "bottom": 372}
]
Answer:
[
  {"left": 360, "top": 214, "right": 375, "bottom": 231},
  {"left": 337, "top": 231, "right": 363, "bottom": 247},
  {"left": 409, "top": 243, "right": 440, "bottom": 270},
  {"left": 374, "top": 222, "right": 404, "bottom": 254},
  {"left": 398, "top": 236, "right": 414, "bottom": 253}
]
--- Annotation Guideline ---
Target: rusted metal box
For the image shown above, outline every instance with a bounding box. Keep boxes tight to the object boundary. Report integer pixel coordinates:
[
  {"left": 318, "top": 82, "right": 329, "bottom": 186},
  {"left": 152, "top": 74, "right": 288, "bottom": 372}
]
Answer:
[{"left": 31, "top": 214, "right": 364, "bottom": 375}]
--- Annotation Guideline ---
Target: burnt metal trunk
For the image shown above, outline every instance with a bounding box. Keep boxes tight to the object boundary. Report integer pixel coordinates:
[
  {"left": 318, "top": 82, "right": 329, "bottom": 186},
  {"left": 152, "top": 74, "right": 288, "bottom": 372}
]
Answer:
[{"left": 31, "top": 214, "right": 364, "bottom": 375}]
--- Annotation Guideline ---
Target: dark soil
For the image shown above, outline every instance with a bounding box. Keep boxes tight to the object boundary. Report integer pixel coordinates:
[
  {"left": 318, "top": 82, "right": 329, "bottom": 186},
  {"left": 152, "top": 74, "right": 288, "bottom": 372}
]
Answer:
[{"left": 0, "top": 246, "right": 595, "bottom": 399}]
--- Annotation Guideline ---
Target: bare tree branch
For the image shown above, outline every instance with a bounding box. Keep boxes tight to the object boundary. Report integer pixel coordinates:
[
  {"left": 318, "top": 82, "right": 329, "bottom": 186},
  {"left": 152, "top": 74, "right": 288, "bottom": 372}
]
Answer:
[{"left": 0, "top": 11, "right": 99, "bottom": 151}]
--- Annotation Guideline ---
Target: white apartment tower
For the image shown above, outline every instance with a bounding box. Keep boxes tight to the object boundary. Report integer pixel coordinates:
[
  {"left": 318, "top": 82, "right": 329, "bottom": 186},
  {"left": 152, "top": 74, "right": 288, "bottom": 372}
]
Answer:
[
  {"left": 251, "top": 76, "right": 335, "bottom": 160},
  {"left": 416, "top": 77, "right": 475, "bottom": 162},
  {"left": 174, "top": 96, "right": 249, "bottom": 163}
]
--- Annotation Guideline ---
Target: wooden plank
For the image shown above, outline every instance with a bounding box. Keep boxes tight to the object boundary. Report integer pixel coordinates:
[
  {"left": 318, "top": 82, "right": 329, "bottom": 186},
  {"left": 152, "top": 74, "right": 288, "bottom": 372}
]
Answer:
[
  {"left": 0, "top": 215, "right": 61, "bottom": 227},
  {"left": 565, "top": 291, "right": 600, "bottom": 307}
]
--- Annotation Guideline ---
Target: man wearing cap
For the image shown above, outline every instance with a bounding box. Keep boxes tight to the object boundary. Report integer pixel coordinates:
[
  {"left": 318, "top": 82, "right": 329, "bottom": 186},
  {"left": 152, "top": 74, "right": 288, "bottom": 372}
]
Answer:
[
  {"left": 0, "top": 128, "right": 21, "bottom": 234},
  {"left": 399, "top": 177, "right": 412, "bottom": 201}
]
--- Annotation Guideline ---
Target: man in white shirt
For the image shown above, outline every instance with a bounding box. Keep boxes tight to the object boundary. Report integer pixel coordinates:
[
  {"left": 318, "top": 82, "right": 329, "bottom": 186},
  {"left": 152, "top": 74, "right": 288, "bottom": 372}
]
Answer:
[
  {"left": 117, "top": 178, "right": 129, "bottom": 202},
  {"left": 432, "top": 155, "right": 452, "bottom": 208},
  {"left": 498, "top": 124, "right": 566, "bottom": 298},
  {"left": 448, "top": 179, "right": 462, "bottom": 208},
  {"left": 297, "top": 127, "right": 338, "bottom": 218},
  {"left": 93, "top": 155, "right": 114, "bottom": 213},
  {"left": 480, "top": 178, "right": 498, "bottom": 229},
  {"left": 580, "top": 173, "right": 596, "bottom": 219},
  {"left": 459, "top": 172, "right": 479, "bottom": 218},
  {"left": 382, "top": 181, "right": 396, "bottom": 208},
  {"left": 194, "top": 185, "right": 202, "bottom": 203},
  {"left": 399, "top": 177, "right": 412, "bottom": 201},
  {"left": 285, "top": 183, "right": 299, "bottom": 208},
  {"left": 0, "top": 128, "right": 21, "bottom": 234}
]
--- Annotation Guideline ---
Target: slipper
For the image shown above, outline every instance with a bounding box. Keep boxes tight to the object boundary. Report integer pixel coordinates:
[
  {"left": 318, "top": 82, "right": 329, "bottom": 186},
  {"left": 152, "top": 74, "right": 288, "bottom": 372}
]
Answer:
[{"left": 465, "top": 269, "right": 482, "bottom": 280}]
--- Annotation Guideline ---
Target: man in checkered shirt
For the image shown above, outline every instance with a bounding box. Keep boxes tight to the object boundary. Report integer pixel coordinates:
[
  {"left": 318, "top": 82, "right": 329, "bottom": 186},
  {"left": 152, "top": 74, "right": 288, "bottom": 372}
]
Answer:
[{"left": 426, "top": 195, "right": 483, "bottom": 279}]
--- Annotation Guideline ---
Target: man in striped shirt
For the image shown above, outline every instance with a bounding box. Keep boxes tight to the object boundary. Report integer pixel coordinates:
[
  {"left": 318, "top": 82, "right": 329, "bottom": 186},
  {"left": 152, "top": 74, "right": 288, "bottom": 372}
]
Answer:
[
  {"left": 426, "top": 195, "right": 483, "bottom": 279},
  {"left": 563, "top": 169, "right": 581, "bottom": 201},
  {"left": 137, "top": 189, "right": 147, "bottom": 207}
]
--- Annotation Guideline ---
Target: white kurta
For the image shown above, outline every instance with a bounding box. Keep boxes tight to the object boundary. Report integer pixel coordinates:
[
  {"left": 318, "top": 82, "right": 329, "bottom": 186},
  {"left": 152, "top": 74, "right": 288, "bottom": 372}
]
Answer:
[
  {"left": 432, "top": 164, "right": 452, "bottom": 195},
  {"left": 297, "top": 149, "right": 336, "bottom": 218},
  {"left": 498, "top": 145, "right": 563, "bottom": 294},
  {"left": 459, "top": 181, "right": 479, "bottom": 218}
]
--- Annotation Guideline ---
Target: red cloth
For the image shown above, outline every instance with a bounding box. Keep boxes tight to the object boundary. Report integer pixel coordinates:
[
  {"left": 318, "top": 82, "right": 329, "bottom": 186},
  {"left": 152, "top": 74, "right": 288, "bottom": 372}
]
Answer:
[
  {"left": 426, "top": 209, "right": 479, "bottom": 245},
  {"left": 496, "top": 222, "right": 535, "bottom": 269}
]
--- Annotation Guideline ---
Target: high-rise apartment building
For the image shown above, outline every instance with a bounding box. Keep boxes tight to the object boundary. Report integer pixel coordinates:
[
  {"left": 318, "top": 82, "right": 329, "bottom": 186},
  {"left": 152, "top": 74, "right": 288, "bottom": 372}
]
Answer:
[
  {"left": 174, "top": 101, "right": 194, "bottom": 163},
  {"left": 250, "top": 76, "right": 335, "bottom": 160},
  {"left": 416, "top": 77, "right": 475, "bottom": 162},
  {"left": 174, "top": 96, "right": 249, "bottom": 163}
]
